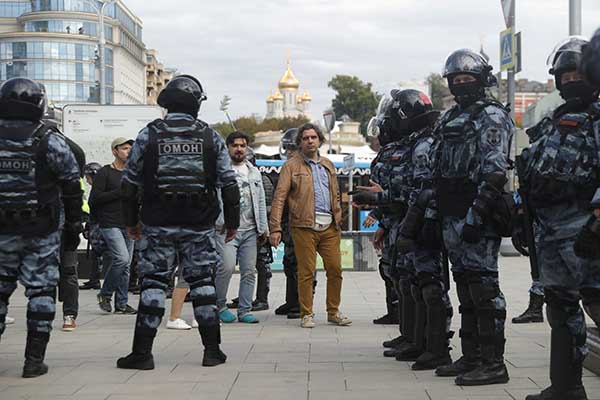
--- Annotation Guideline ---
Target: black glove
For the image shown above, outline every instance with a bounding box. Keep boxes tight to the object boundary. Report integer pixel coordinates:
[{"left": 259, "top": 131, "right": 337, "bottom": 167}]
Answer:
[
  {"left": 461, "top": 209, "right": 482, "bottom": 244},
  {"left": 352, "top": 191, "right": 378, "bottom": 206},
  {"left": 574, "top": 216, "right": 600, "bottom": 259},
  {"left": 511, "top": 213, "right": 529, "bottom": 256},
  {"left": 63, "top": 221, "right": 83, "bottom": 251}
]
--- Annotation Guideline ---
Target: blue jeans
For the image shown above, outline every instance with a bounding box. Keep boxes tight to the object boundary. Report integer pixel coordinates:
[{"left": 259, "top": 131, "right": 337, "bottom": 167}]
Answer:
[
  {"left": 215, "top": 229, "right": 258, "bottom": 316},
  {"left": 99, "top": 228, "right": 134, "bottom": 308}
]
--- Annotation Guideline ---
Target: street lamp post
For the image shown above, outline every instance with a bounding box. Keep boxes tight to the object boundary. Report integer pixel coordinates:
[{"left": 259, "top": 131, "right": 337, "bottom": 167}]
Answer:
[{"left": 84, "top": 0, "right": 114, "bottom": 105}]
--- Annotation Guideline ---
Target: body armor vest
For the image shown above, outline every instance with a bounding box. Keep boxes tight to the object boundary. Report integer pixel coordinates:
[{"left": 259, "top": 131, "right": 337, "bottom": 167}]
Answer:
[
  {"left": 0, "top": 123, "right": 60, "bottom": 236},
  {"left": 525, "top": 108, "right": 600, "bottom": 209},
  {"left": 142, "top": 118, "right": 219, "bottom": 227},
  {"left": 434, "top": 100, "right": 504, "bottom": 217}
]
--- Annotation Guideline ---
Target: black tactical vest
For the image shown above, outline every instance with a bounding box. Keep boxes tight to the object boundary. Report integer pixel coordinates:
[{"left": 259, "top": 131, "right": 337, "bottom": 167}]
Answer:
[
  {"left": 0, "top": 123, "right": 61, "bottom": 236},
  {"left": 141, "top": 118, "right": 219, "bottom": 228}
]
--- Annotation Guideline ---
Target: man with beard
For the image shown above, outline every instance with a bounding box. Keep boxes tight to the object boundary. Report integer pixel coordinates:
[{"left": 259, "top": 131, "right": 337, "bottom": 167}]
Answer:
[{"left": 215, "top": 131, "right": 268, "bottom": 324}]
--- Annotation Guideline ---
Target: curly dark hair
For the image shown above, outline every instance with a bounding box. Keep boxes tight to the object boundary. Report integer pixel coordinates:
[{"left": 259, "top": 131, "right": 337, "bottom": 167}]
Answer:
[{"left": 296, "top": 123, "right": 325, "bottom": 146}]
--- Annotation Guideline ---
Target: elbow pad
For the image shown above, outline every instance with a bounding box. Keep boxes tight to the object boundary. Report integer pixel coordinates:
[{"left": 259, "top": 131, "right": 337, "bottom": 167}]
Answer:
[
  {"left": 61, "top": 179, "right": 83, "bottom": 224},
  {"left": 222, "top": 183, "right": 240, "bottom": 229},
  {"left": 121, "top": 180, "right": 140, "bottom": 227}
]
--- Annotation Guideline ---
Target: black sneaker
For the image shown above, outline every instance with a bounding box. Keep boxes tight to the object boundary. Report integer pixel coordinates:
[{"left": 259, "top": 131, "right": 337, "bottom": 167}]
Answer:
[
  {"left": 252, "top": 301, "right": 269, "bottom": 311},
  {"left": 97, "top": 294, "right": 112, "bottom": 313},
  {"left": 114, "top": 305, "right": 137, "bottom": 315}
]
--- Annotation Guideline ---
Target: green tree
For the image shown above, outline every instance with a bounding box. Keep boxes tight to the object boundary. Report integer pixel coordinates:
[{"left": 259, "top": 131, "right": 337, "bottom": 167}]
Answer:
[
  {"left": 328, "top": 75, "right": 380, "bottom": 136},
  {"left": 211, "top": 115, "right": 310, "bottom": 141},
  {"left": 426, "top": 73, "right": 451, "bottom": 110}
]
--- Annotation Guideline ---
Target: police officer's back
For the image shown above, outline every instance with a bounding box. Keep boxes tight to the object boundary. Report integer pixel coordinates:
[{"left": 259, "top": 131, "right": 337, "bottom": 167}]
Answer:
[
  {"left": 117, "top": 75, "right": 240, "bottom": 370},
  {"left": 0, "top": 78, "right": 82, "bottom": 378}
]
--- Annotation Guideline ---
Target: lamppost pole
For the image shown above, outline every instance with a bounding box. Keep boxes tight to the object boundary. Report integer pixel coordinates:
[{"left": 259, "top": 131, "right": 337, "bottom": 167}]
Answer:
[{"left": 85, "top": 0, "right": 114, "bottom": 105}]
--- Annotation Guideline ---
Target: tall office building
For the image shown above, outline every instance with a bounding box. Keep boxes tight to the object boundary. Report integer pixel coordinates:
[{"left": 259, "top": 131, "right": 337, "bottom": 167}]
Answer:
[{"left": 0, "top": 0, "right": 146, "bottom": 105}]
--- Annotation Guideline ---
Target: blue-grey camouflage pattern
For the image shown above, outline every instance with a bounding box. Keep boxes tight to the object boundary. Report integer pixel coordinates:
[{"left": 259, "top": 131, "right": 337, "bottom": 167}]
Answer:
[
  {"left": 0, "top": 121, "right": 79, "bottom": 338},
  {"left": 89, "top": 223, "right": 106, "bottom": 256},
  {"left": 521, "top": 106, "right": 600, "bottom": 290},
  {"left": 432, "top": 100, "right": 513, "bottom": 341},
  {"left": 433, "top": 101, "right": 513, "bottom": 272},
  {"left": 530, "top": 279, "right": 545, "bottom": 296},
  {"left": 519, "top": 103, "right": 600, "bottom": 369},
  {"left": 135, "top": 226, "right": 220, "bottom": 332},
  {"left": 0, "top": 231, "right": 61, "bottom": 336},
  {"left": 123, "top": 113, "right": 236, "bottom": 190}
]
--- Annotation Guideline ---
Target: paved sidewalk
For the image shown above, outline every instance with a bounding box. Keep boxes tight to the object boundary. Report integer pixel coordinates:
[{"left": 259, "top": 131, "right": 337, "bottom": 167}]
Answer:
[{"left": 1, "top": 256, "right": 599, "bottom": 400}]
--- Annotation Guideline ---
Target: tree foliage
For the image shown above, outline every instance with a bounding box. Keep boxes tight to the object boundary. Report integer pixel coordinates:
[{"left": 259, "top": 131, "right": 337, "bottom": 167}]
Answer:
[
  {"left": 211, "top": 115, "right": 310, "bottom": 141},
  {"left": 327, "top": 75, "right": 380, "bottom": 136},
  {"left": 426, "top": 73, "right": 452, "bottom": 110}
]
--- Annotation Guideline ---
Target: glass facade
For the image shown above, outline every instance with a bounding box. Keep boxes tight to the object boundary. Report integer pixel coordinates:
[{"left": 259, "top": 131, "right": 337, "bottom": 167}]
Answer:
[
  {"left": 0, "top": 41, "right": 114, "bottom": 104},
  {"left": 25, "top": 20, "right": 113, "bottom": 41},
  {"left": 30, "top": 0, "right": 142, "bottom": 40},
  {"left": 0, "top": 1, "right": 31, "bottom": 17}
]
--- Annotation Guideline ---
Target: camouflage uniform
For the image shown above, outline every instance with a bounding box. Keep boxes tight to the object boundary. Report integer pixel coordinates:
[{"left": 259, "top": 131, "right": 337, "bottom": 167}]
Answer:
[
  {"left": 406, "top": 128, "right": 454, "bottom": 368},
  {"left": 122, "top": 113, "right": 237, "bottom": 347},
  {"left": 432, "top": 99, "right": 514, "bottom": 379},
  {"left": 520, "top": 102, "right": 600, "bottom": 390},
  {"left": 0, "top": 121, "right": 80, "bottom": 338}
]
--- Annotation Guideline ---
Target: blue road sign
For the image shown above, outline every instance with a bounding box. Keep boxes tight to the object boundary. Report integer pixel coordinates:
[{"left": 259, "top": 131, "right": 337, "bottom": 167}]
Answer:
[{"left": 500, "top": 28, "right": 515, "bottom": 71}]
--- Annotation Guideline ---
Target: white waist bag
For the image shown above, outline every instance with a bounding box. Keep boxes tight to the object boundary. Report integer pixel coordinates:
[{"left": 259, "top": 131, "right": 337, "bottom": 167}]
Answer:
[{"left": 313, "top": 212, "right": 333, "bottom": 232}]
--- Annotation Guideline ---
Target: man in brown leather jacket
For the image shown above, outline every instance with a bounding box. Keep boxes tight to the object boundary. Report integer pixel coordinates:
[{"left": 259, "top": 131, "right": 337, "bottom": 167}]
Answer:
[{"left": 269, "top": 123, "right": 351, "bottom": 328}]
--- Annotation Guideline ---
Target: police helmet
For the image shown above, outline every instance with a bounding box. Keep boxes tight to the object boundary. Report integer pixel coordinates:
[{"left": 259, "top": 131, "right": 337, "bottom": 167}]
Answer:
[
  {"left": 83, "top": 162, "right": 102, "bottom": 177},
  {"left": 443, "top": 49, "right": 496, "bottom": 86},
  {"left": 389, "top": 89, "right": 440, "bottom": 134},
  {"left": 157, "top": 74, "right": 207, "bottom": 114},
  {"left": 581, "top": 29, "right": 600, "bottom": 88},
  {"left": 279, "top": 128, "right": 298, "bottom": 160},
  {"left": 0, "top": 78, "right": 47, "bottom": 121},
  {"left": 547, "top": 37, "right": 588, "bottom": 86}
]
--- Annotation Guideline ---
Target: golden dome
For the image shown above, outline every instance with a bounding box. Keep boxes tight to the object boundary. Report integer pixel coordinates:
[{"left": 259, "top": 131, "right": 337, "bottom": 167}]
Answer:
[
  {"left": 301, "top": 90, "right": 312, "bottom": 101},
  {"left": 278, "top": 65, "right": 300, "bottom": 90},
  {"left": 266, "top": 93, "right": 274, "bottom": 103},
  {"left": 273, "top": 89, "right": 284, "bottom": 101}
]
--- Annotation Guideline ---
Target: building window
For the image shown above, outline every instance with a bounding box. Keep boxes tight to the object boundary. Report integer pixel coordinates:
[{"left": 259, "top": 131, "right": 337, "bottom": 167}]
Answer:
[
  {"left": 24, "top": 20, "right": 114, "bottom": 41},
  {"left": 0, "top": 1, "right": 31, "bottom": 18}
]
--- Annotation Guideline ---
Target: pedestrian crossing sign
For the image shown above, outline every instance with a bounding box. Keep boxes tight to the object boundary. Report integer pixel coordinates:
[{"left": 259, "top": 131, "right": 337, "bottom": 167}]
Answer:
[{"left": 500, "top": 27, "right": 515, "bottom": 71}]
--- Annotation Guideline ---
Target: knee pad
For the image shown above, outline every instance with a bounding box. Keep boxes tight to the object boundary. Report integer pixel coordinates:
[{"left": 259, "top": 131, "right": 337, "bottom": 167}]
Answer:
[
  {"left": 141, "top": 274, "right": 170, "bottom": 292},
  {"left": 27, "top": 288, "right": 57, "bottom": 323}
]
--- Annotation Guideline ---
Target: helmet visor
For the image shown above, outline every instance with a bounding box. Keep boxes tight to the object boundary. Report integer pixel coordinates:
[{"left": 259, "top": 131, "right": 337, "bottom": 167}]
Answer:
[{"left": 546, "top": 36, "right": 588, "bottom": 67}]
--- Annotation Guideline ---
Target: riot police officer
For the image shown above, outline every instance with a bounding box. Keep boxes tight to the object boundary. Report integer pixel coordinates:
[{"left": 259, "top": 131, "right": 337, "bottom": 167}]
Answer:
[
  {"left": 353, "top": 90, "right": 421, "bottom": 361},
  {"left": 518, "top": 37, "right": 600, "bottom": 400},
  {"left": 355, "top": 90, "right": 453, "bottom": 370},
  {"left": 430, "top": 49, "right": 514, "bottom": 386},
  {"left": 117, "top": 75, "right": 240, "bottom": 369},
  {"left": 0, "top": 78, "right": 83, "bottom": 377},
  {"left": 364, "top": 110, "right": 399, "bottom": 326}
]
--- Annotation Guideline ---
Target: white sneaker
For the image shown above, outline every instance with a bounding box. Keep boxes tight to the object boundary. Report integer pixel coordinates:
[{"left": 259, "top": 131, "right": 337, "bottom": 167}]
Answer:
[
  {"left": 166, "top": 318, "right": 191, "bottom": 330},
  {"left": 191, "top": 319, "right": 198, "bottom": 328},
  {"left": 301, "top": 314, "right": 316, "bottom": 328},
  {"left": 5, "top": 316, "right": 15, "bottom": 325}
]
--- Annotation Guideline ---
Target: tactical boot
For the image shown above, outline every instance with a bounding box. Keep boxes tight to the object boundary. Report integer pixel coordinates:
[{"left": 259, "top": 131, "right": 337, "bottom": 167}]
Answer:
[
  {"left": 382, "top": 335, "right": 406, "bottom": 348},
  {"left": 394, "top": 344, "right": 424, "bottom": 361},
  {"left": 512, "top": 293, "right": 544, "bottom": 324},
  {"left": 199, "top": 325, "right": 226, "bottom": 366},
  {"left": 117, "top": 333, "right": 155, "bottom": 370},
  {"left": 383, "top": 341, "right": 411, "bottom": 358},
  {"left": 525, "top": 385, "right": 588, "bottom": 400},
  {"left": 373, "top": 312, "right": 398, "bottom": 325},
  {"left": 455, "top": 339, "right": 509, "bottom": 386},
  {"left": 411, "top": 348, "right": 452, "bottom": 371},
  {"left": 22, "top": 332, "right": 49, "bottom": 378},
  {"left": 202, "top": 344, "right": 227, "bottom": 367}
]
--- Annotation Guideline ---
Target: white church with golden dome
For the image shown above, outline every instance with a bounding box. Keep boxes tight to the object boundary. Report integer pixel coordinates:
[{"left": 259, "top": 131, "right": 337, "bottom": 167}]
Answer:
[{"left": 266, "top": 60, "right": 312, "bottom": 119}]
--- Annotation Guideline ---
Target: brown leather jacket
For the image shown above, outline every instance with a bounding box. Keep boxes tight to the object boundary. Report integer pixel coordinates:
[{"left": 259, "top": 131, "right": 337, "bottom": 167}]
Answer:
[{"left": 270, "top": 154, "right": 342, "bottom": 233}]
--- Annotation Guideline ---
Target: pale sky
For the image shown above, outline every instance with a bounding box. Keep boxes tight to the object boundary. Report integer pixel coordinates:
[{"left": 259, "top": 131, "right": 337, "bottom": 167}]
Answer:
[{"left": 124, "top": 0, "right": 600, "bottom": 123}]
